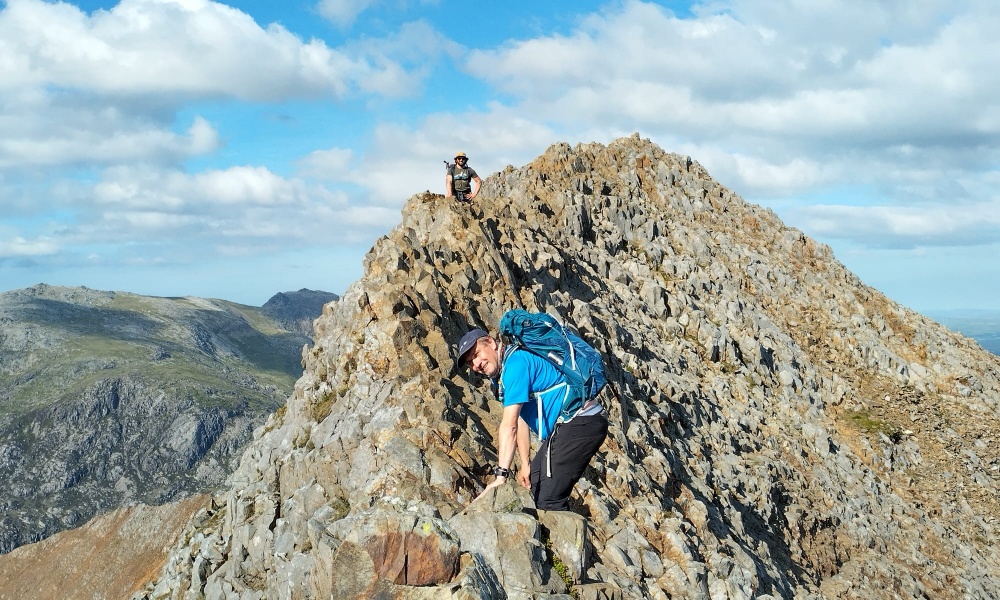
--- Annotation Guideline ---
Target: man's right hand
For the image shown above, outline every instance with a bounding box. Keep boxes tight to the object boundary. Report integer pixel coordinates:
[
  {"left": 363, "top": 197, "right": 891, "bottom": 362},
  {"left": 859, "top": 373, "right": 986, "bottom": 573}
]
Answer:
[{"left": 517, "top": 459, "right": 531, "bottom": 489}]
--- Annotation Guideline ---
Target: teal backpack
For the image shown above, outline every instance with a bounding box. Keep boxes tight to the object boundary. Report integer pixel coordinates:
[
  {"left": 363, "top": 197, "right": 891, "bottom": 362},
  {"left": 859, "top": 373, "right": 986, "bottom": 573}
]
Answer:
[{"left": 498, "top": 309, "right": 607, "bottom": 425}]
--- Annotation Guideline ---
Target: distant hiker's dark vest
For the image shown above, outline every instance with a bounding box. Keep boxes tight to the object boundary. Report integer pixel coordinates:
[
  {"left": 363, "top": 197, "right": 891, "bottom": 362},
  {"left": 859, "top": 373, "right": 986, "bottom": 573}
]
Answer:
[{"left": 450, "top": 165, "right": 474, "bottom": 193}]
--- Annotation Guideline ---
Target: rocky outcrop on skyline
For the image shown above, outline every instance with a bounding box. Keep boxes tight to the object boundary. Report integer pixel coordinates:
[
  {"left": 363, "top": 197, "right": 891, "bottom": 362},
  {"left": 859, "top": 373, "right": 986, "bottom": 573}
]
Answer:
[
  {"left": 0, "top": 286, "right": 335, "bottom": 555},
  {"left": 36, "top": 135, "right": 1000, "bottom": 599},
  {"left": 262, "top": 289, "right": 341, "bottom": 337}
]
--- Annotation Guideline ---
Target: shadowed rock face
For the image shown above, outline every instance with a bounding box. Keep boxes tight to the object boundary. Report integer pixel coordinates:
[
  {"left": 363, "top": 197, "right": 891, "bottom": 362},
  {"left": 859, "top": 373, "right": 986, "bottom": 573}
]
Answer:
[{"left": 114, "top": 135, "right": 1000, "bottom": 599}]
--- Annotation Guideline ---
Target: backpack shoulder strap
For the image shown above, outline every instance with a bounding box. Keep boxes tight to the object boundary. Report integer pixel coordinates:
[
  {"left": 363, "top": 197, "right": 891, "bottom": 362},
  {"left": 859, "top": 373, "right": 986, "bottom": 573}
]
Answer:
[{"left": 500, "top": 343, "right": 518, "bottom": 366}]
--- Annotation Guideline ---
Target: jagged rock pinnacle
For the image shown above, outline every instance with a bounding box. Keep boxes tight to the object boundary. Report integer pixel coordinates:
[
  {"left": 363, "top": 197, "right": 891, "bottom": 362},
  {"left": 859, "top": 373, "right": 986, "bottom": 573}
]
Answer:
[{"left": 132, "top": 135, "right": 1000, "bottom": 599}]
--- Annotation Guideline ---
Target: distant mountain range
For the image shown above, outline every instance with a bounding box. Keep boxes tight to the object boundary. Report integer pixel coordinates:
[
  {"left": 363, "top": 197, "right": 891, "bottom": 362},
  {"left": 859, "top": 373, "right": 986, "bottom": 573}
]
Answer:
[
  {"left": 926, "top": 310, "right": 1000, "bottom": 355},
  {"left": 0, "top": 284, "right": 337, "bottom": 554}
]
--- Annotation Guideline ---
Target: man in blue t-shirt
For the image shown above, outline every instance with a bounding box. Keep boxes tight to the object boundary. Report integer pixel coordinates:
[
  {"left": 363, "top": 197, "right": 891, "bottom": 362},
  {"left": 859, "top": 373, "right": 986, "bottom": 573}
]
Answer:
[{"left": 458, "top": 327, "right": 608, "bottom": 511}]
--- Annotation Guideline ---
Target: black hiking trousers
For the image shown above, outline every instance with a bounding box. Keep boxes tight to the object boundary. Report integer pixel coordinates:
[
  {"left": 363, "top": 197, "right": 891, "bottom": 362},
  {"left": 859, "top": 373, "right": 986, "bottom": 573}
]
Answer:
[{"left": 530, "top": 413, "right": 609, "bottom": 511}]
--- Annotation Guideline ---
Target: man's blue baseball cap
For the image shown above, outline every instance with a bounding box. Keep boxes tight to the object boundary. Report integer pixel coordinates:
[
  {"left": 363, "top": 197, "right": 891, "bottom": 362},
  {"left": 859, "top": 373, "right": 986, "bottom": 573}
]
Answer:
[{"left": 458, "top": 328, "right": 488, "bottom": 362}]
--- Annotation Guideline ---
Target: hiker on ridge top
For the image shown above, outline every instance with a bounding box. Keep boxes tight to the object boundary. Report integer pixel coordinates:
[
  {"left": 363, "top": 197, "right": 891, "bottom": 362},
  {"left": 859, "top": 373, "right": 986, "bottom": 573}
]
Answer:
[
  {"left": 445, "top": 151, "right": 481, "bottom": 202},
  {"left": 458, "top": 327, "right": 608, "bottom": 511}
]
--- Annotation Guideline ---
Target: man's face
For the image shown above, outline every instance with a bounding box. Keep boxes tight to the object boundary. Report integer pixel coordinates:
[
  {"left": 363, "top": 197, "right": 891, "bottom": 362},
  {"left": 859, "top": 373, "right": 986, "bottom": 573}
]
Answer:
[
  {"left": 465, "top": 337, "right": 500, "bottom": 377},
  {"left": 455, "top": 156, "right": 467, "bottom": 165}
]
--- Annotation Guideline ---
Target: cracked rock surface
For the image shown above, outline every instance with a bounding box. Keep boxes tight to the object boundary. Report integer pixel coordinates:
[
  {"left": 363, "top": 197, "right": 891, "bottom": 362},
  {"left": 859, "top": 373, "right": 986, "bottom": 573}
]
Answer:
[{"left": 121, "top": 135, "right": 1000, "bottom": 599}]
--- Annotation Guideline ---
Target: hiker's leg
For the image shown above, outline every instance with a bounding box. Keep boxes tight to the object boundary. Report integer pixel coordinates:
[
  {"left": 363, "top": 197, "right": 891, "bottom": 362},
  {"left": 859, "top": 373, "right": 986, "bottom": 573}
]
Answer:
[
  {"left": 530, "top": 438, "right": 550, "bottom": 505},
  {"left": 534, "top": 414, "right": 608, "bottom": 511}
]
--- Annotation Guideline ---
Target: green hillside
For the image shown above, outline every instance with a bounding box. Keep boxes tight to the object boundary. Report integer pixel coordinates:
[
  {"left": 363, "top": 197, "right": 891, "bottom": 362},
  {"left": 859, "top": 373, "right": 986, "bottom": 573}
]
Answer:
[{"left": 0, "top": 284, "right": 336, "bottom": 554}]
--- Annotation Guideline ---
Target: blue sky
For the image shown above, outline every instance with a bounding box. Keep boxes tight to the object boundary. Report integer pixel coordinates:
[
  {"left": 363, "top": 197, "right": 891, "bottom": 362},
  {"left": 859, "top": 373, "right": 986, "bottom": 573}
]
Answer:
[{"left": 1, "top": 0, "right": 998, "bottom": 313}]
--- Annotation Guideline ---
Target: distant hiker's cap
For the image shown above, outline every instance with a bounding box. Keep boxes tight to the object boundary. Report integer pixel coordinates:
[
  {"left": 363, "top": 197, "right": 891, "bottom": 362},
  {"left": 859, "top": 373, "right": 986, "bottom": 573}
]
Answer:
[
  {"left": 455, "top": 151, "right": 468, "bottom": 159},
  {"left": 458, "top": 328, "right": 488, "bottom": 362}
]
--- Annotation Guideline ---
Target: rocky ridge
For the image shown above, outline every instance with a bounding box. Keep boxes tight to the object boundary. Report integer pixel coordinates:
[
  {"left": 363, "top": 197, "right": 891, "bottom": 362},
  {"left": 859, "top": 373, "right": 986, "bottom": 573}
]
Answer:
[
  {"left": 0, "top": 286, "right": 334, "bottom": 554},
  {"left": 131, "top": 135, "right": 1000, "bottom": 599}
]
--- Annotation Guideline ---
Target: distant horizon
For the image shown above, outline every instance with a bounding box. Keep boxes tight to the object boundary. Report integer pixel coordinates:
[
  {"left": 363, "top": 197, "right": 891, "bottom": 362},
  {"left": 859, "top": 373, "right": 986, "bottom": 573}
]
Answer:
[
  {"left": 5, "top": 279, "right": 1000, "bottom": 319},
  {"left": 0, "top": 281, "right": 342, "bottom": 308},
  {"left": 924, "top": 308, "right": 1000, "bottom": 317}
]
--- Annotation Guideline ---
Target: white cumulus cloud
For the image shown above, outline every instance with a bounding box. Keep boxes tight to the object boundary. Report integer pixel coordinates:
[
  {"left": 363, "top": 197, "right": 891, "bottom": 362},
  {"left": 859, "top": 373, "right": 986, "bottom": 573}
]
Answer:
[
  {"left": 0, "top": 0, "right": 423, "bottom": 172},
  {"left": 0, "top": 234, "right": 59, "bottom": 258},
  {"left": 459, "top": 0, "right": 1000, "bottom": 247},
  {"left": 0, "top": 0, "right": 373, "bottom": 100}
]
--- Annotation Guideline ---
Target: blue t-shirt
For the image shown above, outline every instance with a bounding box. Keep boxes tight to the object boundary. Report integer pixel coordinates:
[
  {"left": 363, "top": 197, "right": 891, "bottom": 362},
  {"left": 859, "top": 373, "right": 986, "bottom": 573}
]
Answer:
[{"left": 499, "top": 348, "right": 568, "bottom": 440}]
